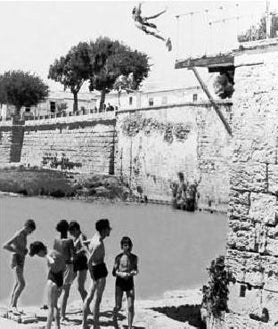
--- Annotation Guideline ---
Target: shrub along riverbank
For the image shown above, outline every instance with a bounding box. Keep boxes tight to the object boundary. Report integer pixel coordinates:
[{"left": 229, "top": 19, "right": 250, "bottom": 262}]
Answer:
[{"left": 0, "top": 167, "right": 130, "bottom": 200}]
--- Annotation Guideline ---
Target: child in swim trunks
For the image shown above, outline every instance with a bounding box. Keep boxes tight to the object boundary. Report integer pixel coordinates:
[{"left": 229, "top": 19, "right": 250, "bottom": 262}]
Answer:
[
  {"left": 3, "top": 219, "right": 36, "bottom": 311},
  {"left": 112, "top": 236, "right": 138, "bottom": 329},
  {"left": 29, "top": 241, "right": 66, "bottom": 329},
  {"left": 53, "top": 219, "right": 75, "bottom": 321},
  {"left": 68, "top": 221, "right": 88, "bottom": 301},
  {"left": 82, "top": 218, "right": 112, "bottom": 329}
]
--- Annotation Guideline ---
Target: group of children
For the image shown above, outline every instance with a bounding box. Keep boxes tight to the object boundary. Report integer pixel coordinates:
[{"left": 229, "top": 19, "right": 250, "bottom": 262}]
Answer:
[
  {"left": 3, "top": 218, "right": 139, "bottom": 329},
  {"left": 170, "top": 172, "right": 199, "bottom": 212}
]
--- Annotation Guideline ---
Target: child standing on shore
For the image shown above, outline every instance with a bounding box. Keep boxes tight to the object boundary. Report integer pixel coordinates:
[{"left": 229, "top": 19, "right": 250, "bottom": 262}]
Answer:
[
  {"left": 68, "top": 220, "right": 88, "bottom": 301},
  {"left": 53, "top": 219, "right": 75, "bottom": 321},
  {"left": 29, "top": 241, "right": 65, "bottom": 329},
  {"left": 3, "top": 219, "right": 36, "bottom": 312},
  {"left": 112, "top": 236, "right": 139, "bottom": 329}
]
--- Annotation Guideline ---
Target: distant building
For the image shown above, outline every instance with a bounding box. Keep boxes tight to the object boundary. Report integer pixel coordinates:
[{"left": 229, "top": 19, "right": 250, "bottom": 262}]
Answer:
[
  {"left": 0, "top": 85, "right": 204, "bottom": 119},
  {"left": 95, "top": 85, "right": 203, "bottom": 111},
  {"left": 35, "top": 90, "right": 97, "bottom": 116},
  {"left": 0, "top": 90, "right": 97, "bottom": 119}
]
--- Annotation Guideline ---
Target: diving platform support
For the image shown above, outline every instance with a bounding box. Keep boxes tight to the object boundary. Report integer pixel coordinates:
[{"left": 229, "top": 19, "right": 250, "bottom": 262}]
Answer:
[{"left": 189, "top": 66, "right": 233, "bottom": 136}]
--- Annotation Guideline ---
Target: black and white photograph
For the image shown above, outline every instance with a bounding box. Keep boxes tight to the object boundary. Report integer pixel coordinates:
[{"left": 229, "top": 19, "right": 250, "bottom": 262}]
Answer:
[{"left": 0, "top": 1, "right": 278, "bottom": 328}]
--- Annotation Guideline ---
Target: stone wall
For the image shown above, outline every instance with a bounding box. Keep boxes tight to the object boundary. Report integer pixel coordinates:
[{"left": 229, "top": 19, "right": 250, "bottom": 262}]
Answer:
[
  {"left": 225, "top": 46, "right": 278, "bottom": 328},
  {"left": 115, "top": 102, "right": 232, "bottom": 211},
  {"left": 21, "top": 113, "right": 116, "bottom": 174},
  {"left": 0, "top": 102, "right": 232, "bottom": 211},
  {"left": 0, "top": 112, "right": 116, "bottom": 174},
  {"left": 0, "top": 120, "right": 13, "bottom": 166}
]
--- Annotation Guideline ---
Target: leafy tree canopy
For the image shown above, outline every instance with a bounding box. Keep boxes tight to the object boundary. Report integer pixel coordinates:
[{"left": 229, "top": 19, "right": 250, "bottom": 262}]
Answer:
[
  {"left": 0, "top": 70, "right": 49, "bottom": 112},
  {"left": 88, "top": 37, "right": 150, "bottom": 109},
  {"left": 48, "top": 42, "right": 91, "bottom": 111},
  {"left": 213, "top": 71, "right": 234, "bottom": 99},
  {"left": 49, "top": 42, "right": 91, "bottom": 93}
]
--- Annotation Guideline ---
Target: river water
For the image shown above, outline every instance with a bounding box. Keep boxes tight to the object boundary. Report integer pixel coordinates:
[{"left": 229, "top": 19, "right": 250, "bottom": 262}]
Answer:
[{"left": 0, "top": 196, "right": 227, "bottom": 306}]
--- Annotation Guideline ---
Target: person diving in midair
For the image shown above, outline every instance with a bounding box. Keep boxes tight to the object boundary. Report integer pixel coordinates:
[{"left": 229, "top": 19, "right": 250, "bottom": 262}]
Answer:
[{"left": 132, "top": 3, "right": 172, "bottom": 51}]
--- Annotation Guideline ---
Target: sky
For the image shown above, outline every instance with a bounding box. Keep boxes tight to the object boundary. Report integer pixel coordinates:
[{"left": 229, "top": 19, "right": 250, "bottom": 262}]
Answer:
[{"left": 0, "top": 1, "right": 276, "bottom": 92}]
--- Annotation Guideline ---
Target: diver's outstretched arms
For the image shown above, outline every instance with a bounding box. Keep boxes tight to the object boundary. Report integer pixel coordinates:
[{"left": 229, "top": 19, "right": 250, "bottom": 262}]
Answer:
[{"left": 145, "top": 8, "right": 167, "bottom": 21}]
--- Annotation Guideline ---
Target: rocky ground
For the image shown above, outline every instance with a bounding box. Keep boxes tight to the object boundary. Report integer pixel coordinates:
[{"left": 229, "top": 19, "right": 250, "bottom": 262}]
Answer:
[
  {"left": 0, "top": 167, "right": 131, "bottom": 200},
  {"left": 0, "top": 289, "right": 204, "bottom": 329}
]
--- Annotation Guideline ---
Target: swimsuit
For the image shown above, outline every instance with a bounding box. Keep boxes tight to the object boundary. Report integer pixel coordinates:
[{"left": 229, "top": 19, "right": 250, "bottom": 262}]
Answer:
[
  {"left": 116, "top": 277, "right": 134, "bottom": 292},
  {"left": 91, "top": 263, "right": 108, "bottom": 281},
  {"left": 11, "top": 253, "right": 25, "bottom": 269},
  {"left": 113, "top": 253, "right": 138, "bottom": 292},
  {"left": 48, "top": 270, "right": 64, "bottom": 287},
  {"left": 73, "top": 254, "right": 88, "bottom": 272},
  {"left": 73, "top": 233, "right": 88, "bottom": 272}
]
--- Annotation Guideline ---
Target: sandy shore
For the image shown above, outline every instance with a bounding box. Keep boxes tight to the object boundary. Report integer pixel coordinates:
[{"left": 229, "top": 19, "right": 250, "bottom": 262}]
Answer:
[{"left": 0, "top": 288, "right": 203, "bottom": 329}]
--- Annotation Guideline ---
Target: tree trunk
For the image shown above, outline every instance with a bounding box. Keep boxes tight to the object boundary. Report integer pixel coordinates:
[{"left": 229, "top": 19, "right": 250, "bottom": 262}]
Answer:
[
  {"left": 99, "top": 88, "right": 106, "bottom": 112},
  {"left": 14, "top": 106, "right": 22, "bottom": 121},
  {"left": 118, "top": 90, "right": 121, "bottom": 106},
  {"left": 73, "top": 92, "right": 78, "bottom": 112}
]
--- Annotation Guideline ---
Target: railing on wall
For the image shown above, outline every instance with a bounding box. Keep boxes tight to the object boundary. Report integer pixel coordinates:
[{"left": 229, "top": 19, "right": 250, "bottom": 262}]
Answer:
[
  {"left": 0, "top": 108, "right": 117, "bottom": 123},
  {"left": 175, "top": 2, "right": 278, "bottom": 61}
]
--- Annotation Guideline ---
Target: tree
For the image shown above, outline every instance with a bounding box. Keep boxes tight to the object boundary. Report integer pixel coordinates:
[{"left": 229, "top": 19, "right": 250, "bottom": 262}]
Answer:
[
  {"left": 113, "top": 73, "right": 135, "bottom": 106},
  {"left": 48, "top": 42, "right": 91, "bottom": 112},
  {"left": 88, "top": 37, "right": 150, "bottom": 111},
  {"left": 238, "top": 12, "right": 278, "bottom": 42},
  {"left": 0, "top": 70, "right": 49, "bottom": 117},
  {"left": 213, "top": 71, "right": 234, "bottom": 99}
]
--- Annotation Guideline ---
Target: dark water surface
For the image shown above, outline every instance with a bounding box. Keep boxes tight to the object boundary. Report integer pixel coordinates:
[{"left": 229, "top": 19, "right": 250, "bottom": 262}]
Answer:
[{"left": 0, "top": 196, "right": 227, "bottom": 306}]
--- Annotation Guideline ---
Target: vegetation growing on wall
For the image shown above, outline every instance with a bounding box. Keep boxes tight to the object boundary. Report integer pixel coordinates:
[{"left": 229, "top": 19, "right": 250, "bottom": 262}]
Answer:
[
  {"left": 121, "top": 115, "right": 192, "bottom": 144},
  {"left": 213, "top": 71, "right": 234, "bottom": 99},
  {"left": 201, "top": 256, "right": 234, "bottom": 319},
  {"left": 238, "top": 12, "right": 278, "bottom": 42}
]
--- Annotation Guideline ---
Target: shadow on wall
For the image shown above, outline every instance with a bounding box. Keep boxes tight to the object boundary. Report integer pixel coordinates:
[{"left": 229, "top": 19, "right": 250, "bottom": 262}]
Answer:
[
  {"left": 109, "top": 124, "right": 116, "bottom": 175},
  {"left": 10, "top": 120, "right": 25, "bottom": 162}
]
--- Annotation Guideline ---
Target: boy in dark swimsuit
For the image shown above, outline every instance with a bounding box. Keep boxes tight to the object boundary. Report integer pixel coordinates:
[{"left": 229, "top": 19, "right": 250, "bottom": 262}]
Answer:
[
  {"left": 53, "top": 219, "right": 75, "bottom": 321},
  {"left": 3, "top": 219, "right": 36, "bottom": 312},
  {"left": 29, "top": 241, "right": 66, "bottom": 329},
  {"left": 68, "top": 221, "right": 88, "bottom": 301},
  {"left": 82, "top": 218, "right": 111, "bottom": 329},
  {"left": 112, "top": 237, "right": 138, "bottom": 329}
]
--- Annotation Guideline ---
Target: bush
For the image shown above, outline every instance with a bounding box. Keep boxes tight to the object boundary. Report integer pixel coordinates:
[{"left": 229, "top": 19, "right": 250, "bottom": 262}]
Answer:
[{"left": 201, "top": 256, "right": 234, "bottom": 318}]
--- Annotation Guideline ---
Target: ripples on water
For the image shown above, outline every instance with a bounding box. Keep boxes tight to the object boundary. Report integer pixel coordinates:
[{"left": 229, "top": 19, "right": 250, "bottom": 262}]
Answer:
[{"left": 0, "top": 196, "right": 227, "bottom": 306}]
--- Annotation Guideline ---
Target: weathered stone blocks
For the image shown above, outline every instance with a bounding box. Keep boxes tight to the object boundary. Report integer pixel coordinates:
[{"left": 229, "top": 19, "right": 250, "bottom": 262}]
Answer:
[
  {"left": 228, "top": 282, "right": 262, "bottom": 316},
  {"left": 230, "top": 162, "right": 267, "bottom": 192},
  {"left": 249, "top": 193, "right": 277, "bottom": 225},
  {"left": 268, "top": 164, "right": 278, "bottom": 194},
  {"left": 225, "top": 45, "right": 278, "bottom": 329}
]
